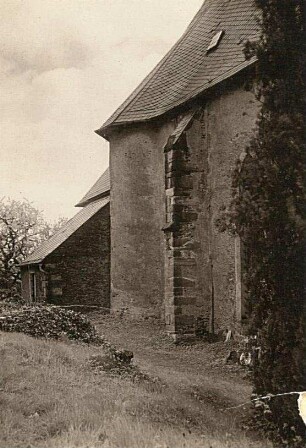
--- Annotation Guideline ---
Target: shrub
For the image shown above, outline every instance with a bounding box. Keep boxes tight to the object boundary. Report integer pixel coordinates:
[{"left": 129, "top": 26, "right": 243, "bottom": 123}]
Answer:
[
  {"left": 218, "top": 1, "right": 305, "bottom": 446},
  {"left": 0, "top": 306, "right": 101, "bottom": 344}
]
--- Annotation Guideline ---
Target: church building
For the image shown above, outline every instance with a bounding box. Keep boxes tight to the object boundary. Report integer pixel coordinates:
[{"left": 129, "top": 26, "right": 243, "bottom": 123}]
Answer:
[
  {"left": 21, "top": 0, "right": 260, "bottom": 341},
  {"left": 95, "top": 0, "right": 260, "bottom": 340}
]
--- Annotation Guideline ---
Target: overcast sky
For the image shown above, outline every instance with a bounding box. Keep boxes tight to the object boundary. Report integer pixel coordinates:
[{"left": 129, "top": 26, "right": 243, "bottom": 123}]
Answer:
[{"left": 1, "top": 0, "right": 203, "bottom": 222}]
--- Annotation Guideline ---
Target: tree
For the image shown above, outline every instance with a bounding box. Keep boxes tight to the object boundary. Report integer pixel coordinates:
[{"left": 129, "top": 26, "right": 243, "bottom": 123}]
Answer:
[
  {"left": 218, "top": 1, "right": 305, "bottom": 446},
  {"left": 0, "top": 198, "right": 67, "bottom": 298}
]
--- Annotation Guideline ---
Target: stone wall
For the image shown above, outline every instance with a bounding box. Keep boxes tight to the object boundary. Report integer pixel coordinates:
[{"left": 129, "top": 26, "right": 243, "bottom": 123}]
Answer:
[
  {"left": 109, "top": 121, "right": 175, "bottom": 317},
  {"left": 45, "top": 203, "right": 110, "bottom": 308},
  {"left": 164, "top": 85, "right": 259, "bottom": 337},
  {"left": 197, "top": 86, "right": 258, "bottom": 333},
  {"left": 21, "top": 268, "right": 31, "bottom": 301},
  {"left": 21, "top": 203, "right": 110, "bottom": 308},
  {"left": 163, "top": 112, "right": 212, "bottom": 340},
  {"left": 21, "top": 265, "right": 46, "bottom": 303},
  {"left": 109, "top": 81, "right": 258, "bottom": 335}
]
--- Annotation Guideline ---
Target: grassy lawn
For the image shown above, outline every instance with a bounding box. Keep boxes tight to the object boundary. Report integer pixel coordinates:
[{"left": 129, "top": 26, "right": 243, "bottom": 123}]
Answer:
[{"left": 0, "top": 317, "right": 272, "bottom": 448}]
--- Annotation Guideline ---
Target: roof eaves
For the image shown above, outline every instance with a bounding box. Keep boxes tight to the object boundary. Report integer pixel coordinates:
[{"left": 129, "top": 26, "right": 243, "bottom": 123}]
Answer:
[
  {"left": 75, "top": 190, "right": 110, "bottom": 208},
  {"left": 97, "top": 56, "right": 257, "bottom": 138},
  {"left": 95, "top": 2, "right": 208, "bottom": 139},
  {"left": 75, "top": 168, "right": 110, "bottom": 207},
  {"left": 19, "top": 259, "right": 42, "bottom": 267},
  {"left": 20, "top": 197, "right": 110, "bottom": 266}
]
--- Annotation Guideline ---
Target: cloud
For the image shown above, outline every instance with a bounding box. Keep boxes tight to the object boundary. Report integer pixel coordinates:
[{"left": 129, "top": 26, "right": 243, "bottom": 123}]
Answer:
[{"left": 0, "top": 0, "right": 203, "bottom": 221}]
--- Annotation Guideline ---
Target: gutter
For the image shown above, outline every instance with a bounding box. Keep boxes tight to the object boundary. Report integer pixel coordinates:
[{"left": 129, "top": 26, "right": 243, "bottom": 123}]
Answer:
[{"left": 18, "top": 259, "right": 42, "bottom": 268}]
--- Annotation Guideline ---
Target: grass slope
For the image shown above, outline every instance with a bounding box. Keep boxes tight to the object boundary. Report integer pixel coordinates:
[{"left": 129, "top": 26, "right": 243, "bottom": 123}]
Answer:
[{"left": 0, "top": 325, "right": 271, "bottom": 448}]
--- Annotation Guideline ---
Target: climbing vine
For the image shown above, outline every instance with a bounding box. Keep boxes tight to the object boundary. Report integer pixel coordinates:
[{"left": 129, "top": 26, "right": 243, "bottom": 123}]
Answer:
[{"left": 219, "top": 1, "right": 305, "bottom": 446}]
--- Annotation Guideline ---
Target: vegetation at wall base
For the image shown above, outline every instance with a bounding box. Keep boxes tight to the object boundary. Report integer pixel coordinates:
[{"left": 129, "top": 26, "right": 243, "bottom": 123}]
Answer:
[{"left": 218, "top": 1, "right": 305, "bottom": 446}]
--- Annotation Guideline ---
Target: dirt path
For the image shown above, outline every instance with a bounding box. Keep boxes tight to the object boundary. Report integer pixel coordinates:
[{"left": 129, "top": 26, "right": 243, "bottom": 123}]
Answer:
[{"left": 91, "top": 313, "right": 257, "bottom": 440}]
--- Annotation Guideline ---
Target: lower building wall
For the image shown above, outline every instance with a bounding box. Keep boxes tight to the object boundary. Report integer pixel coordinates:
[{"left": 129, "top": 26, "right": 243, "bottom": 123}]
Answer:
[
  {"left": 202, "top": 88, "right": 259, "bottom": 331},
  {"left": 185, "top": 86, "right": 259, "bottom": 333},
  {"left": 109, "top": 120, "right": 175, "bottom": 317},
  {"left": 21, "top": 268, "right": 31, "bottom": 301},
  {"left": 21, "top": 266, "right": 46, "bottom": 303},
  {"left": 109, "top": 81, "right": 258, "bottom": 334},
  {"left": 21, "top": 203, "right": 110, "bottom": 309}
]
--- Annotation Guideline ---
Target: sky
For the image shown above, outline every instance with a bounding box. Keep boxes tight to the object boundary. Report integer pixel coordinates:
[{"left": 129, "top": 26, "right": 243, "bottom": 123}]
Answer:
[{"left": 0, "top": 0, "right": 203, "bottom": 222}]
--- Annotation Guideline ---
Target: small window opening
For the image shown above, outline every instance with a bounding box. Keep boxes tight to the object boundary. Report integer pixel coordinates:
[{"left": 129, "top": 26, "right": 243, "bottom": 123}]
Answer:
[{"left": 207, "top": 30, "right": 224, "bottom": 52}]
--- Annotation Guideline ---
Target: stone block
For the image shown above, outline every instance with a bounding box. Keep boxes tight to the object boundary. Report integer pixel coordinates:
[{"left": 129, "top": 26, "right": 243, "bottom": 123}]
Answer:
[
  {"left": 172, "top": 235, "right": 192, "bottom": 248},
  {"left": 173, "top": 276, "right": 196, "bottom": 288},
  {"left": 175, "top": 174, "right": 193, "bottom": 191},
  {"left": 174, "top": 315, "right": 196, "bottom": 333},
  {"left": 175, "top": 295, "right": 197, "bottom": 306},
  {"left": 173, "top": 263, "right": 196, "bottom": 278}
]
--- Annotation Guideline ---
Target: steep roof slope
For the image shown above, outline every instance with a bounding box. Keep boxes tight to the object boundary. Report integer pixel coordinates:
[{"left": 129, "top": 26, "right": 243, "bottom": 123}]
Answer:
[
  {"left": 97, "top": 0, "right": 259, "bottom": 136},
  {"left": 20, "top": 197, "right": 110, "bottom": 265},
  {"left": 76, "top": 168, "right": 110, "bottom": 207}
]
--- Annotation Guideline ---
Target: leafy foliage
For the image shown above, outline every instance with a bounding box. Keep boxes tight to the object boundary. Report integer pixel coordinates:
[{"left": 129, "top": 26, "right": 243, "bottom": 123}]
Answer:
[
  {"left": 0, "top": 198, "right": 67, "bottom": 297},
  {"left": 0, "top": 305, "right": 100, "bottom": 343},
  {"left": 218, "top": 1, "right": 305, "bottom": 446},
  {"left": 0, "top": 304, "right": 149, "bottom": 381}
]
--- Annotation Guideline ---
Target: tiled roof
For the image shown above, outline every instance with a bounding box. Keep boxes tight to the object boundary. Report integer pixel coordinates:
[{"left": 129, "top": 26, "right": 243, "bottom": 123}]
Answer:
[
  {"left": 76, "top": 168, "right": 110, "bottom": 207},
  {"left": 97, "top": 0, "right": 259, "bottom": 136},
  {"left": 20, "top": 197, "right": 110, "bottom": 265}
]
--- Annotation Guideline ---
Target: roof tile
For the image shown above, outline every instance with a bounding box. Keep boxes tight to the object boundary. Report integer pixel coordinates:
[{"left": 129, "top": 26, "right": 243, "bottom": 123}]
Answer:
[
  {"left": 20, "top": 197, "right": 110, "bottom": 265},
  {"left": 97, "top": 0, "right": 259, "bottom": 135},
  {"left": 76, "top": 168, "right": 110, "bottom": 207}
]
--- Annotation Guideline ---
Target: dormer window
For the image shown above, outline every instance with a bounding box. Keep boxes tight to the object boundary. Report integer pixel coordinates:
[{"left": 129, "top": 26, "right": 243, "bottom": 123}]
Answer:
[{"left": 207, "top": 30, "right": 224, "bottom": 52}]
